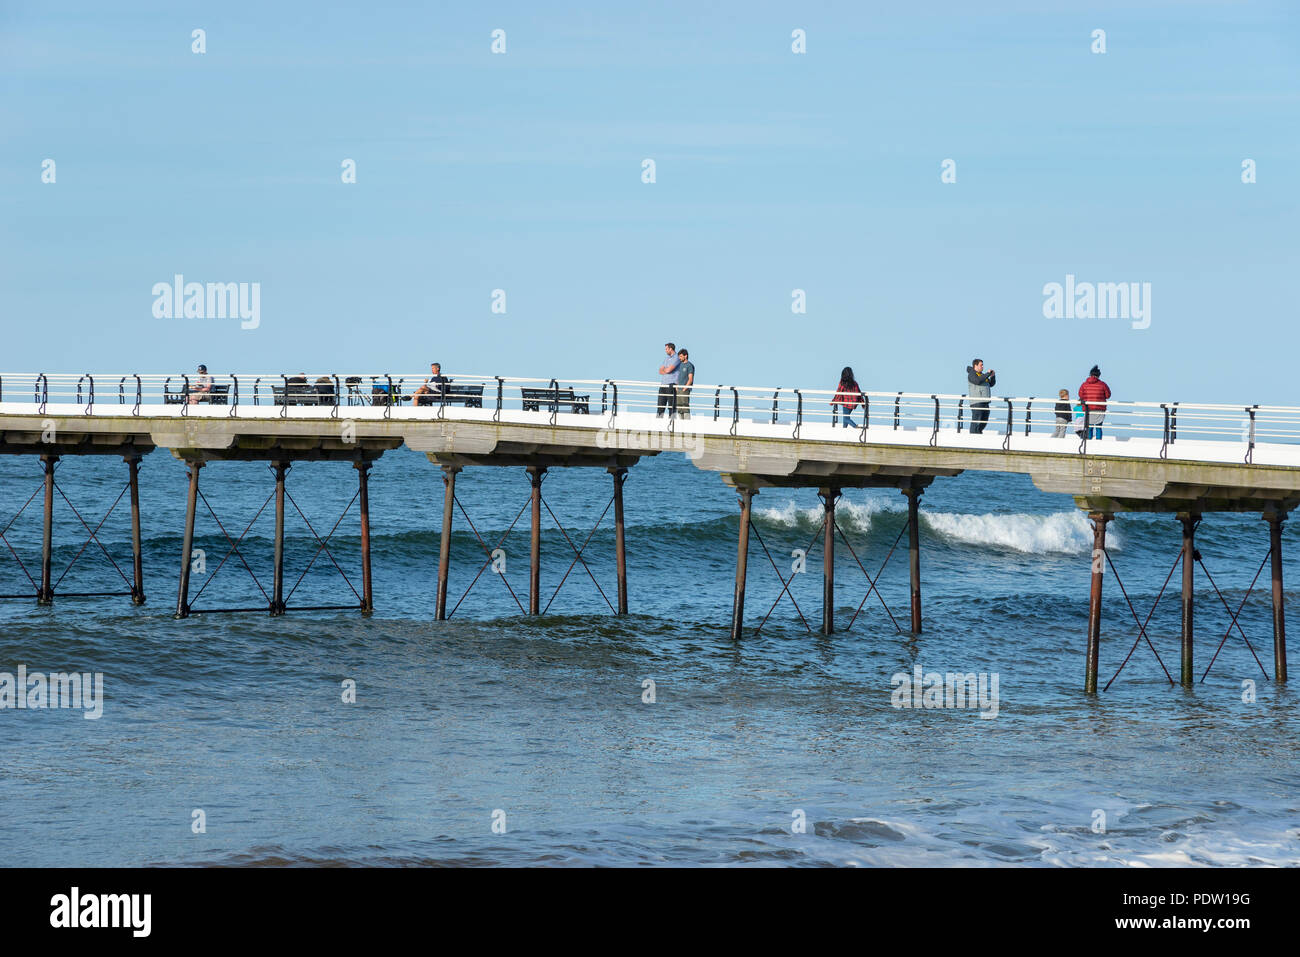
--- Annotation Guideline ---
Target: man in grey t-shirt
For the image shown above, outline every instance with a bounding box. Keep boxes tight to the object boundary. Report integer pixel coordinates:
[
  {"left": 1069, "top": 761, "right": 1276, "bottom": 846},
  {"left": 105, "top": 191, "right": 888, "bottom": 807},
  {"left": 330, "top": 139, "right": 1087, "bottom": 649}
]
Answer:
[{"left": 657, "top": 342, "right": 680, "bottom": 417}]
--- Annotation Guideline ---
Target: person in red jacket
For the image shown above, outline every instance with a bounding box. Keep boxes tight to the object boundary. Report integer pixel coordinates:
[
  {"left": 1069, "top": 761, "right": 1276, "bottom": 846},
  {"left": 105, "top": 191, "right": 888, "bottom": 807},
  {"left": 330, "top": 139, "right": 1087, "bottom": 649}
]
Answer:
[
  {"left": 832, "top": 367, "right": 863, "bottom": 428},
  {"left": 1078, "top": 365, "right": 1112, "bottom": 440}
]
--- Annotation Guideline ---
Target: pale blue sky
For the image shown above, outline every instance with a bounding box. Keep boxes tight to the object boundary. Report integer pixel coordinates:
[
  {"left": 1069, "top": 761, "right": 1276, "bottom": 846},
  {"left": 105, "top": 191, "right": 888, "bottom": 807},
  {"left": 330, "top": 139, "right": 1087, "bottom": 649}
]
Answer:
[{"left": 2, "top": 1, "right": 1297, "bottom": 402}]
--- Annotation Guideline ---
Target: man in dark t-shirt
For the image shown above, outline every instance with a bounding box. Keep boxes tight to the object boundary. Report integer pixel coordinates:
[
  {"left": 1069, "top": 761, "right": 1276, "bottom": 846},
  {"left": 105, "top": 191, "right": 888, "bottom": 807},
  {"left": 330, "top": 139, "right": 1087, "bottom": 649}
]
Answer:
[{"left": 676, "top": 349, "right": 695, "bottom": 419}]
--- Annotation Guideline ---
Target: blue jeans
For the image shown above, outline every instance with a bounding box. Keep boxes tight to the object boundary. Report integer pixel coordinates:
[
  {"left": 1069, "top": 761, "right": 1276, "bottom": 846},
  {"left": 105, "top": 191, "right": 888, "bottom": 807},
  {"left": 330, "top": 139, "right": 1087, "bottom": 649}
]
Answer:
[
  {"left": 837, "top": 404, "right": 857, "bottom": 428},
  {"left": 1085, "top": 412, "right": 1105, "bottom": 440}
]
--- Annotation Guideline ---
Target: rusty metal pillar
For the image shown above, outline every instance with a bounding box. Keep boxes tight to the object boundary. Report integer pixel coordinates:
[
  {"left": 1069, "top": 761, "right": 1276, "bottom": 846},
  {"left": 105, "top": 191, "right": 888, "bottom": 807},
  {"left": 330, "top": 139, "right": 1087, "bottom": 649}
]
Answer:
[
  {"left": 270, "top": 461, "right": 288, "bottom": 616},
  {"left": 126, "top": 454, "right": 145, "bottom": 605},
  {"left": 610, "top": 467, "right": 628, "bottom": 615},
  {"left": 819, "top": 487, "right": 839, "bottom": 634},
  {"left": 528, "top": 467, "right": 546, "bottom": 615},
  {"left": 356, "top": 460, "right": 373, "bottom": 615},
  {"left": 903, "top": 486, "right": 923, "bottom": 634},
  {"left": 37, "top": 454, "right": 58, "bottom": 606},
  {"left": 174, "top": 461, "right": 202, "bottom": 619},
  {"left": 1178, "top": 512, "right": 1200, "bottom": 686},
  {"left": 1266, "top": 509, "right": 1287, "bottom": 682},
  {"left": 435, "top": 465, "right": 459, "bottom": 620},
  {"left": 730, "top": 487, "right": 755, "bottom": 640},
  {"left": 1085, "top": 511, "right": 1111, "bottom": 694}
]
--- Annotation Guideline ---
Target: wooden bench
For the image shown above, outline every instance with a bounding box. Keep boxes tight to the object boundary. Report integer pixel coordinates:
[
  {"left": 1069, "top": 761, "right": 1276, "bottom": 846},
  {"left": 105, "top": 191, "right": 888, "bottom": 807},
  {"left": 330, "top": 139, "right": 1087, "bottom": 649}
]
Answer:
[
  {"left": 521, "top": 387, "right": 590, "bottom": 414},
  {"left": 416, "top": 384, "right": 484, "bottom": 408},
  {"left": 272, "top": 383, "right": 318, "bottom": 406}
]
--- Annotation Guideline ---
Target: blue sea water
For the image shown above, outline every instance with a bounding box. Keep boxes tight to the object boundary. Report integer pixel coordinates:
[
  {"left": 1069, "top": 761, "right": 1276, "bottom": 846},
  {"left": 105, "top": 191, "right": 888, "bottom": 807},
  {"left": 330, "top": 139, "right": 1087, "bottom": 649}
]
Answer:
[{"left": 0, "top": 448, "right": 1296, "bottom": 866}]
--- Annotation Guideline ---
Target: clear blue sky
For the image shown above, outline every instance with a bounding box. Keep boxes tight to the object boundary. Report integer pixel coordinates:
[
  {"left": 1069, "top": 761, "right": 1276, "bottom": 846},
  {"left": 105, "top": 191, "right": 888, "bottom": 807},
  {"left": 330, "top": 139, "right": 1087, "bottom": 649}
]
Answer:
[{"left": 2, "top": 1, "right": 1297, "bottom": 402}]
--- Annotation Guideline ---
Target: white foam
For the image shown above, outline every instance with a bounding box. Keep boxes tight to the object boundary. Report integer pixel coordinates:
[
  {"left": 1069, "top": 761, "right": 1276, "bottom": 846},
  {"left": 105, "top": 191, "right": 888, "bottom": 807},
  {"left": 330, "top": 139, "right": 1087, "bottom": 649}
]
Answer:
[
  {"left": 755, "top": 498, "right": 899, "bottom": 534},
  {"left": 922, "top": 510, "right": 1122, "bottom": 555}
]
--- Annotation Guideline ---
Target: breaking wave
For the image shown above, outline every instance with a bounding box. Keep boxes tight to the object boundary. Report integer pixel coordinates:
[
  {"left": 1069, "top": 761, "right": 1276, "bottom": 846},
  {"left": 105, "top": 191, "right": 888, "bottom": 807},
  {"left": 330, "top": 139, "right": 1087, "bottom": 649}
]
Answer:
[{"left": 922, "top": 510, "right": 1122, "bottom": 555}]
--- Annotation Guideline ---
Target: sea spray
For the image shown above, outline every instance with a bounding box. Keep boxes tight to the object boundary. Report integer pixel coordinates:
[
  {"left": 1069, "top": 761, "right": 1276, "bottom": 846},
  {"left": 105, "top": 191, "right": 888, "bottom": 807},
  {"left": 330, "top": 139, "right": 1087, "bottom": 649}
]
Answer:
[{"left": 921, "top": 510, "right": 1122, "bottom": 555}]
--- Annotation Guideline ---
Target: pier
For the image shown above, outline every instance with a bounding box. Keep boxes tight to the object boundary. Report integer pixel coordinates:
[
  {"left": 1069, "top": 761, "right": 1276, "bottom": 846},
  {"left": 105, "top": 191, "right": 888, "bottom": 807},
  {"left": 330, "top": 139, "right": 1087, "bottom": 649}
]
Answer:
[{"left": 1, "top": 371, "right": 1296, "bottom": 692}]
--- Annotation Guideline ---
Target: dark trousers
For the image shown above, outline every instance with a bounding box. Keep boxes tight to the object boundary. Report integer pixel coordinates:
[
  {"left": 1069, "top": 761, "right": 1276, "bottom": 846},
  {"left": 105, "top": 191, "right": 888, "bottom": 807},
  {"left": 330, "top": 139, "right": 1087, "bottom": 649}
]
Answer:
[
  {"left": 657, "top": 386, "right": 676, "bottom": 417},
  {"left": 970, "top": 403, "right": 990, "bottom": 434}
]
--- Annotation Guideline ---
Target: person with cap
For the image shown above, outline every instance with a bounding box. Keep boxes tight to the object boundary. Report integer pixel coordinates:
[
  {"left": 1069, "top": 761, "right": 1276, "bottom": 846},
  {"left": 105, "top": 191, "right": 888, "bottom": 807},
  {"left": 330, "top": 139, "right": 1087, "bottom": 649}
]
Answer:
[
  {"left": 1078, "top": 365, "right": 1112, "bottom": 440},
  {"left": 187, "top": 364, "right": 214, "bottom": 404}
]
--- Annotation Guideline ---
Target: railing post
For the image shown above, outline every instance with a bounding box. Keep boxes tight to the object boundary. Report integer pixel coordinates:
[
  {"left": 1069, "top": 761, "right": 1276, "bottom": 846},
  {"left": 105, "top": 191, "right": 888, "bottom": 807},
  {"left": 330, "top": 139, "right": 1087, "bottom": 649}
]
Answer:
[
  {"left": 1266, "top": 508, "right": 1287, "bottom": 682},
  {"left": 730, "top": 487, "right": 755, "bottom": 640},
  {"left": 435, "top": 465, "right": 460, "bottom": 620},
  {"left": 174, "top": 461, "right": 202, "bottom": 619},
  {"left": 357, "top": 460, "right": 374, "bottom": 615},
  {"left": 37, "top": 454, "right": 57, "bottom": 605},
  {"left": 611, "top": 467, "right": 628, "bottom": 615},
  {"left": 127, "top": 453, "right": 145, "bottom": 604},
  {"left": 1085, "top": 512, "right": 1111, "bottom": 693}
]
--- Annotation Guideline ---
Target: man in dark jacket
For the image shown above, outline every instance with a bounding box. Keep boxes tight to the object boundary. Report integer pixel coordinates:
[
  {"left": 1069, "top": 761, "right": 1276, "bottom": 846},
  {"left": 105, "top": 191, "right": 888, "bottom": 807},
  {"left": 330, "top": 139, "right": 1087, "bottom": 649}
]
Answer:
[
  {"left": 967, "top": 358, "right": 996, "bottom": 434},
  {"left": 1078, "top": 365, "right": 1112, "bottom": 439}
]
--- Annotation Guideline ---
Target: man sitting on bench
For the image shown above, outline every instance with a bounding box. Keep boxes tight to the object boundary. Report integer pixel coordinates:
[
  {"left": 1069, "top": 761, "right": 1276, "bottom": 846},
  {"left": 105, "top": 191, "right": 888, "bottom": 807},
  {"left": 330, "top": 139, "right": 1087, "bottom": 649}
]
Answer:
[
  {"left": 187, "top": 364, "right": 214, "bottom": 404},
  {"left": 411, "top": 362, "right": 450, "bottom": 407}
]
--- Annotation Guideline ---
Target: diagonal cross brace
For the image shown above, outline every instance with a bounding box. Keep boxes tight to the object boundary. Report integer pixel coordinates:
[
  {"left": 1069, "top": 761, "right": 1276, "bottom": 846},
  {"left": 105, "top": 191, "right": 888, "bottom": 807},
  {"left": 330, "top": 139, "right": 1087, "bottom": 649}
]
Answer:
[
  {"left": 449, "top": 495, "right": 530, "bottom": 617},
  {"left": 751, "top": 516, "right": 816, "bottom": 634},
  {"left": 188, "top": 487, "right": 274, "bottom": 608},
  {"left": 1102, "top": 548, "right": 1177, "bottom": 690}
]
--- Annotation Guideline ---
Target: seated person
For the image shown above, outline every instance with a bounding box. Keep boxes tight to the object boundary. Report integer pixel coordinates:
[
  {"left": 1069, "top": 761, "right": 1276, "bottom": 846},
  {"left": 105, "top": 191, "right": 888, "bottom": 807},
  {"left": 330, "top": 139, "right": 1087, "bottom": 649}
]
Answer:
[
  {"left": 314, "top": 375, "right": 335, "bottom": 405},
  {"left": 411, "top": 362, "right": 450, "bottom": 407},
  {"left": 187, "top": 364, "right": 214, "bottom": 404}
]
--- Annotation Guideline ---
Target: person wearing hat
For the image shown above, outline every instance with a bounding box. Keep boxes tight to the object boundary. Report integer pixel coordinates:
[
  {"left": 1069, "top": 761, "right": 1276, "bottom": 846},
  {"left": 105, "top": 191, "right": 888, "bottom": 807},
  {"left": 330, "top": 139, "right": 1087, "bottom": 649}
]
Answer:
[
  {"left": 187, "top": 363, "right": 214, "bottom": 404},
  {"left": 1078, "top": 365, "right": 1112, "bottom": 440}
]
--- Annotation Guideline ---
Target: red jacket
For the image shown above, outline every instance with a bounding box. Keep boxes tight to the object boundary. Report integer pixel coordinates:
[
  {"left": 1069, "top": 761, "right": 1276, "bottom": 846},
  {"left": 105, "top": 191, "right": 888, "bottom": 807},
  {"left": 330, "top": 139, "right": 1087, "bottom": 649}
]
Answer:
[
  {"left": 1078, "top": 376, "right": 1111, "bottom": 412},
  {"left": 833, "top": 380, "right": 862, "bottom": 409}
]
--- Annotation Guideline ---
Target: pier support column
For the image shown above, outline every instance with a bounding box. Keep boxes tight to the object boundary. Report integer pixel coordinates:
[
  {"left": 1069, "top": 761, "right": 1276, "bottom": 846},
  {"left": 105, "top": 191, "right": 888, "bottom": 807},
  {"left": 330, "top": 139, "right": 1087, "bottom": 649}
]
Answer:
[
  {"left": 1178, "top": 512, "right": 1201, "bottom": 686},
  {"left": 126, "top": 454, "right": 145, "bottom": 605},
  {"left": 1085, "top": 511, "right": 1111, "bottom": 694},
  {"left": 435, "top": 465, "right": 459, "bottom": 621},
  {"left": 903, "top": 487, "right": 923, "bottom": 634},
  {"left": 356, "top": 460, "right": 374, "bottom": 616},
  {"left": 270, "top": 461, "right": 288, "bottom": 616},
  {"left": 730, "top": 487, "right": 756, "bottom": 640},
  {"left": 174, "top": 461, "right": 202, "bottom": 619},
  {"left": 610, "top": 467, "right": 628, "bottom": 615},
  {"left": 1266, "top": 509, "right": 1287, "bottom": 682},
  {"left": 528, "top": 467, "right": 546, "bottom": 615},
  {"left": 37, "top": 454, "right": 58, "bottom": 606},
  {"left": 819, "top": 487, "right": 840, "bottom": 635}
]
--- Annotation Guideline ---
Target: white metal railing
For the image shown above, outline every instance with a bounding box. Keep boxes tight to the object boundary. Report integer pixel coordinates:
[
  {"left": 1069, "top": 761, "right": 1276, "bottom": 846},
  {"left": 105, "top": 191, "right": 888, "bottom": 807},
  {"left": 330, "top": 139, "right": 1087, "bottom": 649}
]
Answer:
[{"left": 1, "top": 372, "right": 1297, "bottom": 465}]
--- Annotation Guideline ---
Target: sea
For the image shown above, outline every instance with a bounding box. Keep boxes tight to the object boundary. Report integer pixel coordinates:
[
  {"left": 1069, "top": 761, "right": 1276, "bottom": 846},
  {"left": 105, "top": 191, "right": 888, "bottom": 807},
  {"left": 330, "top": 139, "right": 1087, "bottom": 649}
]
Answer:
[{"left": 0, "top": 448, "right": 1296, "bottom": 866}]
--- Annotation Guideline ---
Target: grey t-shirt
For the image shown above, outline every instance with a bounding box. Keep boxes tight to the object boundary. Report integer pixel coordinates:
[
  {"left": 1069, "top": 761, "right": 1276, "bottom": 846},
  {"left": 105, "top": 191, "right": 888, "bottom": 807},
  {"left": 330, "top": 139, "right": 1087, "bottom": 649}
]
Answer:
[
  {"left": 659, "top": 352, "right": 681, "bottom": 385},
  {"left": 677, "top": 361, "right": 694, "bottom": 387}
]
